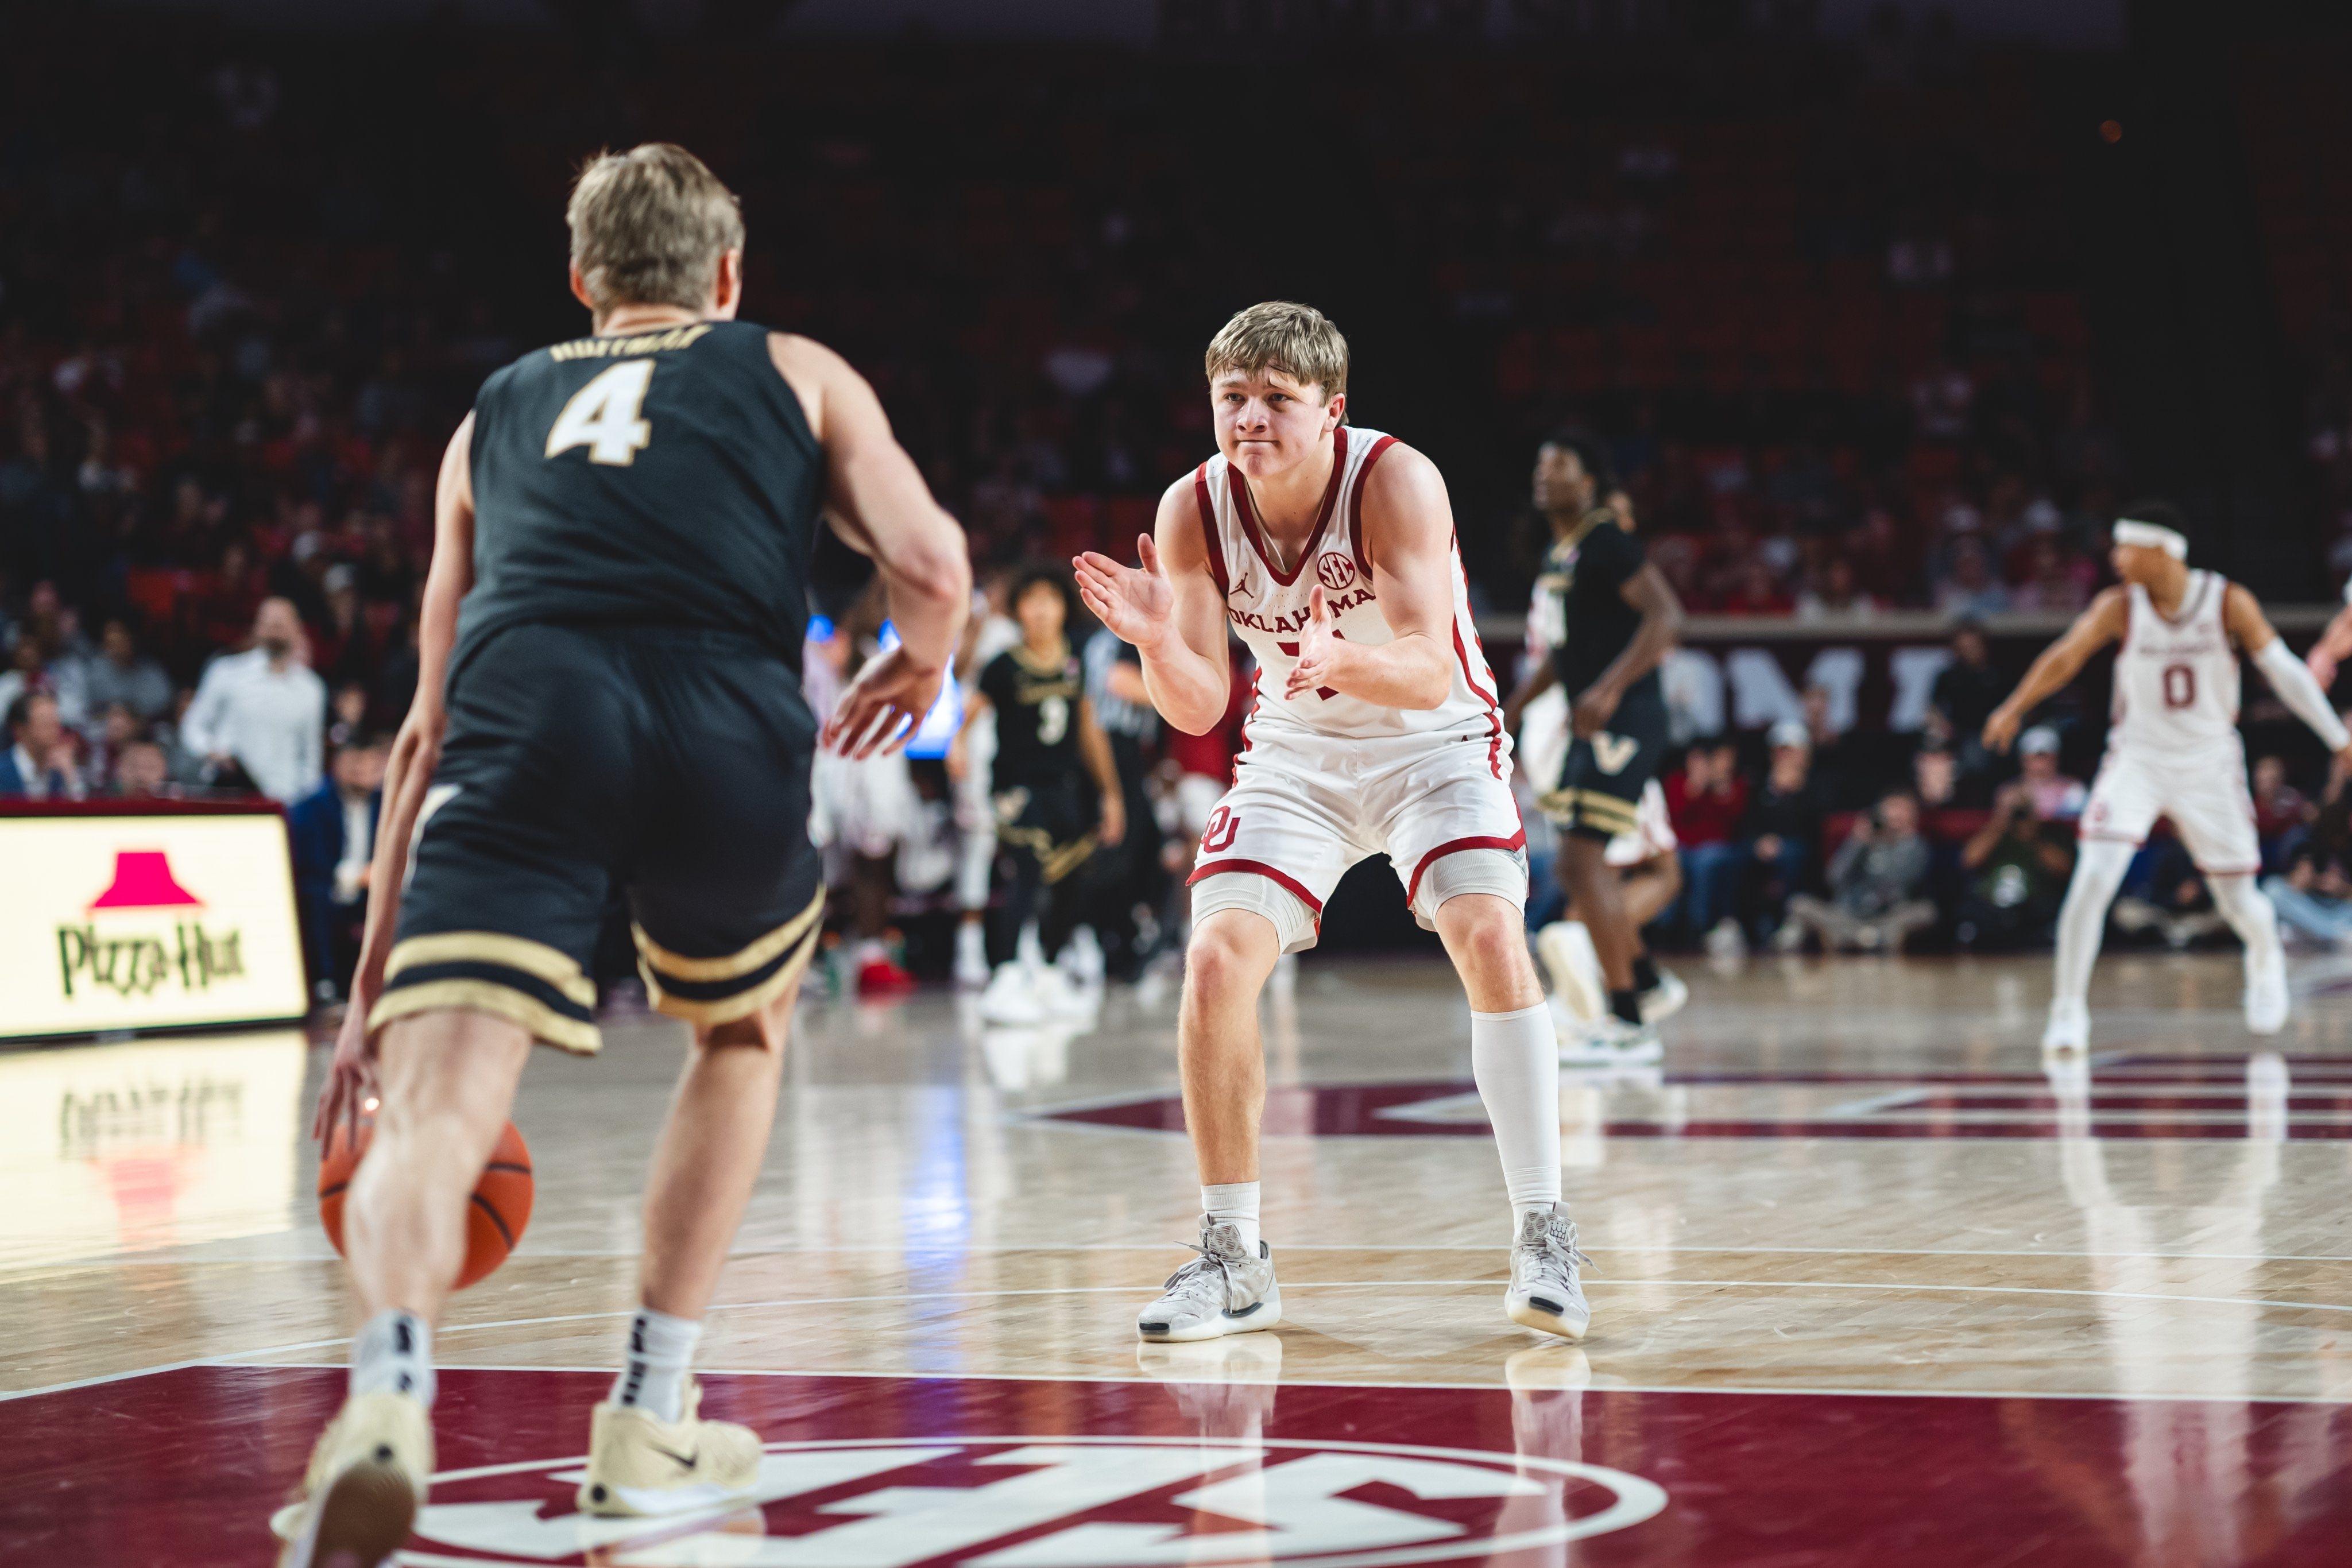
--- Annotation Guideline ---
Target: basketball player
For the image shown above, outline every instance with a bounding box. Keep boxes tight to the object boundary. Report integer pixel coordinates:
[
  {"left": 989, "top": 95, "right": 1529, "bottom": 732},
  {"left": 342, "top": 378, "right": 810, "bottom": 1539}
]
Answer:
[
  {"left": 1542, "top": 778, "right": 1688, "bottom": 1055},
  {"left": 1502, "top": 431, "right": 1684, "bottom": 1060},
  {"left": 277, "top": 145, "right": 969, "bottom": 1567},
  {"left": 1074, "top": 301, "right": 1591, "bottom": 1344},
  {"left": 949, "top": 568, "right": 1126, "bottom": 1022},
  {"left": 1983, "top": 501, "right": 2351, "bottom": 1054}
]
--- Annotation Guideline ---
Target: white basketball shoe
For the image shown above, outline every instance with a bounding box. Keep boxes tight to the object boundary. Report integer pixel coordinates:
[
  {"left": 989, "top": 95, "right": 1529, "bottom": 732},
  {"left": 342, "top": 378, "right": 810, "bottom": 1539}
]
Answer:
[
  {"left": 1136, "top": 1218, "right": 1281, "bottom": 1342},
  {"left": 2245, "top": 951, "right": 2289, "bottom": 1036},
  {"left": 2041, "top": 997, "right": 2090, "bottom": 1055},
  {"left": 1537, "top": 921, "right": 1605, "bottom": 1024},
  {"left": 1504, "top": 1204, "right": 1593, "bottom": 1341}
]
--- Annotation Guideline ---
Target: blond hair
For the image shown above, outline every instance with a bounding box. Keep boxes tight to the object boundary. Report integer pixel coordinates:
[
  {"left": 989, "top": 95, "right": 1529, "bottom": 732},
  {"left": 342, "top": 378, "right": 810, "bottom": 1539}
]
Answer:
[
  {"left": 1204, "top": 301, "right": 1349, "bottom": 420},
  {"left": 566, "top": 144, "right": 745, "bottom": 313}
]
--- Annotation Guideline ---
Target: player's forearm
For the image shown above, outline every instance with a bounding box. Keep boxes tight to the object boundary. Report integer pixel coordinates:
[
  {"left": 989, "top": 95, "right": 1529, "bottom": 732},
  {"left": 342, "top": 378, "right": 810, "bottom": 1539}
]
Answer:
[
  {"left": 1138, "top": 633, "right": 1231, "bottom": 734},
  {"left": 869, "top": 510, "right": 970, "bottom": 671},
  {"left": 1328, "top": 633, "right": 1452, "bottom": 711},
  {"left": 1589, "top": 606, "right": 1678, "bottom": 707},
  {"left": 2254, "top": 637, "right": 2352, "bottom": 749},
  {"left": 348, "top": 722, "right": 440, "bottom": 1001},
  {"left": 1998, "top": 649, "right": 2079, "bottom": 718},
  {"left": 1503, "top": 661, "right": 1557, "bottom": 726},
  {"left": 1079, "top": 720, "right": 1120, "bottom": 803}
]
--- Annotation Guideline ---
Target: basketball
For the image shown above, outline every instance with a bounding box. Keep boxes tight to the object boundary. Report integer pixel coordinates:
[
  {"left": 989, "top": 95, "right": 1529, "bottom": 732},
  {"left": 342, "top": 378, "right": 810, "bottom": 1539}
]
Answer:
[{"left": 319, "top": 1117, "right": 534, "bottom": 1291}]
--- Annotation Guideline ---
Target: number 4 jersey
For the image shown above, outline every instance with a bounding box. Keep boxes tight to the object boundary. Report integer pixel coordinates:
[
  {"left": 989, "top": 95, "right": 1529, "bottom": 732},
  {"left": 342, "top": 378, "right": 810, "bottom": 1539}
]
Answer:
[{"left": 457, "top": 319, "right": 824, "bottom": 682}]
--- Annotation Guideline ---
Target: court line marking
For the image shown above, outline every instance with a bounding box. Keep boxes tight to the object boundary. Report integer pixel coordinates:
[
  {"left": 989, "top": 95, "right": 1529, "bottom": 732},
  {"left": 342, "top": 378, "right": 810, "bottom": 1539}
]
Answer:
[{"left": 40, "top": 1357, "right": 2352, "bottom": 1410}]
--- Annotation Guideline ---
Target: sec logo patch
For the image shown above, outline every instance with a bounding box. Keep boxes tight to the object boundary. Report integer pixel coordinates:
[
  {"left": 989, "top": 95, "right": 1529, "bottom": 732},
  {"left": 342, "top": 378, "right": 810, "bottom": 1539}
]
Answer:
[
  {"left": 407, "top": 1434, "right": 1665, "bottom": 1565},
  {"left": 1316, "top": 552, "right": 1357, "bottom": 591}
]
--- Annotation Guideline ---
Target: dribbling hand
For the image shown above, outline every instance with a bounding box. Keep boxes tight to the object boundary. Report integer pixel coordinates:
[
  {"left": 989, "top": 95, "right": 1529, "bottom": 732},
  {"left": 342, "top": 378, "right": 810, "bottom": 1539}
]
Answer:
[
  {"left": 824, "top": 645, "right": 947, "bottom": 760},
  {"left": 313, "top": 994, "right": 378, "bottom": 1147},
  {"left": 1073, "top": 535, "right": 1177, "bottom": 649}
]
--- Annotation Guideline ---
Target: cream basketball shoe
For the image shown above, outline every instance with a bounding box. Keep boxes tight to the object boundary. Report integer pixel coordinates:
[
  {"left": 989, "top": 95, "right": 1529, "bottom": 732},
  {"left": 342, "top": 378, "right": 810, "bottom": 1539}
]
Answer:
[
  {"left": 577, "top": 1380, "right": 763, "bottom": 1518},
  {"left": 272, "top": 1391, "right": 434, "bottom": 1568}
]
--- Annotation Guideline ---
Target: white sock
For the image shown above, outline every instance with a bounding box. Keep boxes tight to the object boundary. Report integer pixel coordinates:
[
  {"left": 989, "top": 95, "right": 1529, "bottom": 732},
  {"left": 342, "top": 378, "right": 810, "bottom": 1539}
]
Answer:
[
  {"left": 2052, "top": 838, "right": 2134, "bottom": 1010},
  {"left": 611, "top": 1307, "right": 702, "bottom": 1423},
  {"left": 1201, "top": 1182, "right": 1261, "bottom": 1255},
  {"left": 350, "top": 1310, "right": 435, "bottom": 1406},
  {"left": 1472, "top": 1002, "right": 1562, "bottom": 1233},
  {"left": 2208, "top": 873, "right": 2284, "bottom": 977}
]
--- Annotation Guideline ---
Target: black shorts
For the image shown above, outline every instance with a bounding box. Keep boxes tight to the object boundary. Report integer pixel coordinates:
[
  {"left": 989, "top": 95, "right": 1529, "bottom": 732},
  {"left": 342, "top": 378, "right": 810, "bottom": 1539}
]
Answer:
[
  {"left": 992, "top": 774, "right": 1101, "bottom": 885},
  {"left": 1540, "top": 693, "right": 1669, "bottom": 842},
  {"left": 371, "top": 624, "right": 823, "bottom": 1053}
]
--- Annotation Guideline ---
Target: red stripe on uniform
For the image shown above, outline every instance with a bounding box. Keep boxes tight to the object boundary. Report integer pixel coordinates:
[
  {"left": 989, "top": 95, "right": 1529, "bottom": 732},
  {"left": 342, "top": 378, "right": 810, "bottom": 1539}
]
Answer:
[
  {"left": 1193, "top": 462, "right": 1228, "bottom": 597},
  {"left": 1232, "top": 427, "right": 1348, "bottom": 587},
  {"left": 1452, "top": 616, "right": 1505, "bottom": 777},
  {"left": 1405, "top": 829, "right": 1529, "bottom": 907},
  {"left": 1187, "top": 857, "right": 1325, "bottom": 919},
  {"left": 1347, "top": 433, "right": 1398, "bottom": 582}
]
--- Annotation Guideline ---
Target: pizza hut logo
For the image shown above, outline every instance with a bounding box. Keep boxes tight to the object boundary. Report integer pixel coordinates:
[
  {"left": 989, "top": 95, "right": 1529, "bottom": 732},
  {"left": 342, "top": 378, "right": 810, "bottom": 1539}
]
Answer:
[
  {"left": 1316, "top": 552, "right": 1357, "bottom": 591},
  {"left": 55, "top": 850, "right": 245, "bottom": 1000},
  {"left": 408, "top": 1434, "right": 1665, "bottom": 1565}
]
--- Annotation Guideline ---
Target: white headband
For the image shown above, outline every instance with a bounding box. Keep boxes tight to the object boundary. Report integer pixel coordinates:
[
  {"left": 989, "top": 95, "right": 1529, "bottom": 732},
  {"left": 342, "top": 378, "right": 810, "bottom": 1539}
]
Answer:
[{"left": 2113, "top": 518, "right": 2187, "bottom": 559}]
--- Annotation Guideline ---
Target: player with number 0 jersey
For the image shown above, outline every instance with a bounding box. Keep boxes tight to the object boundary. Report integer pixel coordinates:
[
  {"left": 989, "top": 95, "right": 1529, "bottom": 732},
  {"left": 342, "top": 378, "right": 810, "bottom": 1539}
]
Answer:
[
  {"left": 1984, "top": 501, "right": 2352, "bottom": 1054},
  {"left": 1074, "top": 301, "right": 1589, "bottom": 1349}
]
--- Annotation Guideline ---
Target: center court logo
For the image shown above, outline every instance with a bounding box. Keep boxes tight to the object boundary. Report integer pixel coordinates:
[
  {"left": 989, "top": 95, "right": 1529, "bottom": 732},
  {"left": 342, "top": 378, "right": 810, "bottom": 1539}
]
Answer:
[{"left": 408, "top": 1434, "right": 1666, "bottom": 1566}]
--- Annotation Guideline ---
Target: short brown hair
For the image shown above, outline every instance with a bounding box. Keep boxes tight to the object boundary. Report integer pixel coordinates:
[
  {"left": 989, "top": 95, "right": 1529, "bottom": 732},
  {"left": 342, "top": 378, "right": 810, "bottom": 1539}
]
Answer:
[
  {"left": 1205, "top": 301, "right": 1349, "bottom": 419},
  {"left": 566, "top": 144, "right": 745, "bottom": 313}
]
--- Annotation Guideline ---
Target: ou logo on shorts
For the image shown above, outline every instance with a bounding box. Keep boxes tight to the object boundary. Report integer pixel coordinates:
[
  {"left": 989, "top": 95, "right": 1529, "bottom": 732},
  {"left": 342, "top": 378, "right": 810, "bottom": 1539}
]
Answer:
[{"left": 1317, "top": 552, "right": 1358, "bottom": 591}]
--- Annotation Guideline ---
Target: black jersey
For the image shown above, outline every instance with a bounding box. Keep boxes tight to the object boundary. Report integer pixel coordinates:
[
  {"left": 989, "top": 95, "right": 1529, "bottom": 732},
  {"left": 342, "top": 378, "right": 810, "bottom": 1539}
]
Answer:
[
  {"left": 980, "top": 643, "right": 1086, "bottom": 792},
  {"left": 455, "top": 319, "right": 823, "bottom": 680},
  {"left": 1544, "top": 509, "right": 1660, "bottom": 707}
]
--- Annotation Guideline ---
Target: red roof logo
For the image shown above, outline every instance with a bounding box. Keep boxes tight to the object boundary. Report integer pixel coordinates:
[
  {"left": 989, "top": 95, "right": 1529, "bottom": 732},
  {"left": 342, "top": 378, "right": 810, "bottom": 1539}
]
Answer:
[{"left": 88, "top": 850, "right": 203, "bottom": 912}]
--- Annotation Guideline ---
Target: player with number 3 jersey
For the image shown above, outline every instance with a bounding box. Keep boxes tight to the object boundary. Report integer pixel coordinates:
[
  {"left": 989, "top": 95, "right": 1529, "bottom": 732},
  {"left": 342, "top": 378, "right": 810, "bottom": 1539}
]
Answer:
[
  {"left": 1074, "top": 301, "right": 1590, "bottom": 1349},
  {"left": 1984, "top": 501, "right": 2352, "bottom": 1054}
]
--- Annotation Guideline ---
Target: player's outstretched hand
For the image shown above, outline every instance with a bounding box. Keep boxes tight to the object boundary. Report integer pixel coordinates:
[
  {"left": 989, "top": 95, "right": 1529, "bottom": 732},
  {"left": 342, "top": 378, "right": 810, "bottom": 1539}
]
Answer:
[
  {"left": 1074, "top": 535, "right": 1175, "bottom": 648},
  {"left": 825, "top": 645, "right": 946, "bottom": 759},
  {"left": 1285, "top": 584, "right": 1340, "bottom": 699},
  {"left": 1982, "top": 704, "right": 2021, "bottom": 754},
  {"left": 313, "top": 996, "right": 378, "bottom": 1147}
]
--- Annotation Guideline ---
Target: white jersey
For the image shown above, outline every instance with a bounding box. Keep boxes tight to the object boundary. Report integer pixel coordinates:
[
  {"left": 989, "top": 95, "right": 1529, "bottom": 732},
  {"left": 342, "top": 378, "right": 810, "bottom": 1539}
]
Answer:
[
  {"left": 1193, "top": 426, "right": 1508, "bottom": 766},
  {"left": 2109, "top": 569, "right": 2241, "bottom": 761}
]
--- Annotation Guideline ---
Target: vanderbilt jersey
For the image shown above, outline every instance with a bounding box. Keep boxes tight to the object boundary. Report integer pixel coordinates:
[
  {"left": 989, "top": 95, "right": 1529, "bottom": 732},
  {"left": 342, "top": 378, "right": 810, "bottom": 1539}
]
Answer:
[
  {"left": 458, "top": 319, "right": 824, "bottom": 681},
  {"left": 979, "top": 644, "right": 1085, "bottom": 792},
  {"left": 1191, "top": 425, "right": 1508, "bottom": 767}
]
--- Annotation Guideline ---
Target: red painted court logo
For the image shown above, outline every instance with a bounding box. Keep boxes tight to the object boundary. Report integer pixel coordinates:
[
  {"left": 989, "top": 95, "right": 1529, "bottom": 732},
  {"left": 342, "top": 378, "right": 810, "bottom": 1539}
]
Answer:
[
  {"left": 408, "top": 1434, "right": 1665, "bottom": 1565},
  {"left": 1316, "top": 552, "right": 1357, "bottom": 591}
]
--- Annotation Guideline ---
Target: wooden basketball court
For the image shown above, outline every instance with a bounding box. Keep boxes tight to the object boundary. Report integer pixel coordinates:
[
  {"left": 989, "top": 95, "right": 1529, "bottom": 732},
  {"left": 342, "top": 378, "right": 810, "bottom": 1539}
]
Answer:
[{"left": 8, "top": 951, "right": 2351, "bottom": 1564}]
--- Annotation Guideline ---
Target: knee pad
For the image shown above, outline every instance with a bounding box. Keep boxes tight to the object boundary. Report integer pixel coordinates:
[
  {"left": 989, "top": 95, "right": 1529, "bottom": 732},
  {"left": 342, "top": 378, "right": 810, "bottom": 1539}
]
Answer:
[
  {"left": 1191, "top": 870, "right": 1318, "bottom": 954},
  {"left": 1412, "top": 847, "right": 1529, "bottom": 930}
]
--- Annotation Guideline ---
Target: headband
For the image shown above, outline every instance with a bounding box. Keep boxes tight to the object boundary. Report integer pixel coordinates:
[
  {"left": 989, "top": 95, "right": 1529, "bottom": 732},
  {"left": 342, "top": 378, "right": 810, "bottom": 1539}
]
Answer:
[{"left": 2113, "top": 518, "right": 2187, "bottom": 559}]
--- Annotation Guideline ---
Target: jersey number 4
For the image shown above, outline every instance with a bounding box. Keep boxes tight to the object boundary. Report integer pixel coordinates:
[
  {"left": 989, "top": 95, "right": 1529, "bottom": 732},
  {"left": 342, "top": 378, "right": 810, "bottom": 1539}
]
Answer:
[{"left": 546, "top": 359, "right": 655, "bottom": 466}]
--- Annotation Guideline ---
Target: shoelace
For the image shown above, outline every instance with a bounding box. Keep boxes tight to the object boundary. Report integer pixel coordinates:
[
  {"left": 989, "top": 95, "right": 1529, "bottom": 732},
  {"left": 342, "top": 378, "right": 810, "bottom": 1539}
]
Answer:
[
  {"left": 1519, "top": 1223, "right": 1593, "bottom": 1288},
  {"left": 1160, "top": 1240, "right": 1244, "bottom": 1302}
]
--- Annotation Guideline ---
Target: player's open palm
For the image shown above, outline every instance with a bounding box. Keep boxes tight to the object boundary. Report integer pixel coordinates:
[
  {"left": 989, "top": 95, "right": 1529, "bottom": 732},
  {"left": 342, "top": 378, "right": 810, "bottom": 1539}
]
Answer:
[{"left": 1074, "top": 534, "right": 1175, "bottom": 646}]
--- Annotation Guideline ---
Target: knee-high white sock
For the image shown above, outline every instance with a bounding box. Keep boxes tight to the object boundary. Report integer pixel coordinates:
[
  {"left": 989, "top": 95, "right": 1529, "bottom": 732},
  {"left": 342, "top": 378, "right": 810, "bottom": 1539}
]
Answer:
[
  {"left": 1472, "top": 1002, "right": 1562, "bottom": 1230},
  {"left": 2208, "top": 873, "right": 2284, "bottom": 977},
  {"left": 612, "top": 1307, "right": 702, "bottom": 1424},
  {"left": 350, "top": 1309, "right": 435, "bottom": 1406},
  {"left": 1201, "top": 1182, "right": 1261, "bottom": 1255},
  {"left": 2053, "top": 839, "right": 2134, "bottom": 1009}
]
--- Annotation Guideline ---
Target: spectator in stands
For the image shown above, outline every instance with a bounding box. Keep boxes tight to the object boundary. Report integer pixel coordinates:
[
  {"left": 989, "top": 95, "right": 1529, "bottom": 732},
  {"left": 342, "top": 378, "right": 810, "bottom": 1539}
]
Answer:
[
  {"left": 1930, "top": 621, "right": 2004, "bottom": 788},
  {"left": 77, "top": 617, "right": 173, "bottom": 733},
  {"left": 1954, "top": 782, "right": 2072, "bottom": 949},
  {"left": 289, "top": 733, "right": 388, "bottom": 1002},
  {"left": 112, "top": 738, "right": 172, "bottom": 800},
  {"left": 1913, "top": 743, "right": 1960, "bottom": 810},
  {"left": 0, "top": 635, "right": 50, "bottom": 722},
  {"left": 1794, "top": 556, "right": 1879, "bottom": 621},
  {"left": 2250, "top": 754, "right": 2310, "bottom": 869},
  {"left": 2111, "top": 838, "right": 2224, "bottom": 950},
  {"left": 180, "top": 597, "right": 326, "bottom": 801},
  {"left": 2014, "top": 726, "right": 2086, "bottom": 822},
  {"left": 1777, "top": 789, "right": 1938, "bottom": 953},
  {"left": 1933, "top": 536, "right": 2010, "bottom": 618},
  {"left": 1, "top": 692, "right": 83, "bottom": 799},
  {"left": 1744, "top": 721, "right": 1829, "bottom": 947},
  {"left": 1668, "top": 738, "right": 1748, "bottom": 948},
  {"left": 2264, "top": 837, "right": 2352, "bottom": 947}
]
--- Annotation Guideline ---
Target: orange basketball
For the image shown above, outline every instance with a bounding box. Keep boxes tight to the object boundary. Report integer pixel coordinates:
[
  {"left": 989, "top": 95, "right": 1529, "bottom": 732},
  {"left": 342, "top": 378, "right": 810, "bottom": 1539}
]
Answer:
[{"left": 319, "top": 1117, "right": 533, "bottom": 1291}]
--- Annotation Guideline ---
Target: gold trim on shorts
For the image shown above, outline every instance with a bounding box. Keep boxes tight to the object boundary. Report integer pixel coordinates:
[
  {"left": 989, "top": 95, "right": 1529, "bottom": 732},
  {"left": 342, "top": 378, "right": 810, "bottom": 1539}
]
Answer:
[
  {"left": 368, "top": 977, "right": 602, "bottom": 1055},
  {"left": 632, "top": 888, "right": 827, "bottom": 1029},
  {"left": 1539, "top": 787, "right": 1642, "bottom": 833}
]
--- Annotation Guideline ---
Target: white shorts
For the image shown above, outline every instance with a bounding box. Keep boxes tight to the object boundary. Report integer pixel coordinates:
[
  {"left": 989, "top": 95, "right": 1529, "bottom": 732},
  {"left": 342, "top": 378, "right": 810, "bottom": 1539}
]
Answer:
[
  {"left": 1604, "top": 779, "right": 1677, "bottom": 870},
  {"left": 2080, "top": 746, "right": 2260, "bottom": 876},
  {"left": 1187, "top": 726, "right": 1526, "bottom": 953}
]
